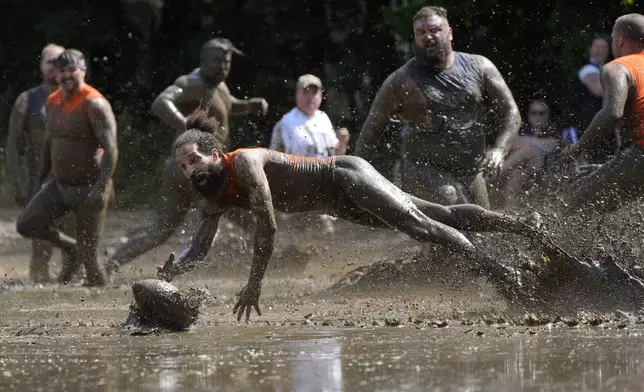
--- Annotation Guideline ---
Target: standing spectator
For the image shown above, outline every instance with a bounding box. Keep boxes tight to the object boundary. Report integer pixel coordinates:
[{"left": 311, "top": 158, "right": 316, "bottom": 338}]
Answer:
[
  {"left": 270, "top": 74, "right": 350, "bottom": 234},
  {"left": 576, "top": 33, "right": 619, "bottom": 163}
]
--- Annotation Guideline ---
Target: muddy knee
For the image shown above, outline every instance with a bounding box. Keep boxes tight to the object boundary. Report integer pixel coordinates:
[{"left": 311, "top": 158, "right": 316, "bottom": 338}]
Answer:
[
  {"left": 436, "top": 185, "right": 461, "bottom": 205},
  {"left": 16, "top": 213, "right": 43, "bottom": 238}
]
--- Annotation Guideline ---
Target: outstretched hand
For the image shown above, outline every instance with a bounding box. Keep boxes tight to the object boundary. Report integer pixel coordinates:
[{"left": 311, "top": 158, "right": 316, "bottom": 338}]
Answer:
[
  {"left": 233, "top": 284, "right": 262, "bottom": 322},
  {"left": 157, "top": 252, "right": 178, "bottom": 282},
  {"left": 480, "top": 147, "right": 505, "bottom": 180}
]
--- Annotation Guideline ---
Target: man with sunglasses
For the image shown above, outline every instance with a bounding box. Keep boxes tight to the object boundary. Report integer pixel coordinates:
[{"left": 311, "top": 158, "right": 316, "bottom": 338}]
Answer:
[
  {"left": 6, "top": 43, "right": 77, "bottom": 284},
  {"left": 16, "top": 49, "right": 118, "bottom": 287}
]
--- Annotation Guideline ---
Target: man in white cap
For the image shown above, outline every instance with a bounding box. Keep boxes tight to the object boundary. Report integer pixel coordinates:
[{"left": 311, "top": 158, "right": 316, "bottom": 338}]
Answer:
[{"left": 270, "top": 74, "right": 350, "bottom": 234}]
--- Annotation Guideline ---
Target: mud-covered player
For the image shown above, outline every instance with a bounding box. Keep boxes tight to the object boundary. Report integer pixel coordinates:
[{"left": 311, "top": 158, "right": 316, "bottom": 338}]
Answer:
[
  {"left": 157, "top": 107, "right": 550, "bottom": 321},
  {"left": 16, "top": 49, "right": 118, "bottom": 287}
]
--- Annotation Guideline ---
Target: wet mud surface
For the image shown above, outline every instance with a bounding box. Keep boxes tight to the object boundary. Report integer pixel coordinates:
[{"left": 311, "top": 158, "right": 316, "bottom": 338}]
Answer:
[{"left": 2, "top": 204, "right": 644, "bottom": 390}]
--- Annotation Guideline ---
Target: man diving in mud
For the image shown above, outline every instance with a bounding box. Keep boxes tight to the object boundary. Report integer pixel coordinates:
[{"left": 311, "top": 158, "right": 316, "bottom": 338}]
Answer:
[
  {"left": 105, "top": 38, "right": 268, "bottom": 276},
  {"left": 354, "top": 6, "right": 521, "bottom": 209},
  {"left": 16, "top": 49, "right": 118, "bottom": 287},
  {"left": 561, "top": 14, "right": 644, "bottom": 214},
  {"left": 6, "top": 43, "right": 77, "bottom": 283},
  {"left": 157, "top": 107, "right": 552, "bottom": 322}
]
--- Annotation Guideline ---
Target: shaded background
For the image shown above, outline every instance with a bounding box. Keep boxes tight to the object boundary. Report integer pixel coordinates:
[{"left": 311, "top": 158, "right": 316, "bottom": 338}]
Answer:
[{"left": 0, "top": 0, "right": 638, "bottom": 207}]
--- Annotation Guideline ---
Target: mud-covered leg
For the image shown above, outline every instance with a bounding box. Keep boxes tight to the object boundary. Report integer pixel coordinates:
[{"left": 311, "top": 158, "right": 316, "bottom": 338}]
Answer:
[
  {"left": 56, "top": 213, "right": 83, "bottom": 282},
  {"left": 335, "top": 160, "right": 474, "bottom": 252},
  {"left": 409, "top": 195, "right": 541, "bottom": 238},
  {"left": 72, "top": 204, "right": 108, "bottom": 287},
  {"left": 16, "top": 181, "right": 76, "bottom": 253},
  {"left": 334, "top": 158, "right": 518, "bottom": 286},
  {"left": 29, "top": 240, "right": 53, "bottom": 284},
  {"left": 106, "top": 158, "right": 192, "bottom": 274}
]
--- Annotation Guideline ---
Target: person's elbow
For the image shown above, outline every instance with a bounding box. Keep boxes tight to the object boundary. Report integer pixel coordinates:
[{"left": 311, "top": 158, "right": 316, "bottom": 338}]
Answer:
[
  {"left": 603, "top": 107, "right": 624, "bottom": 123},
  {"left": 151, "top": 96, "right": 167, "bottom": 116}
]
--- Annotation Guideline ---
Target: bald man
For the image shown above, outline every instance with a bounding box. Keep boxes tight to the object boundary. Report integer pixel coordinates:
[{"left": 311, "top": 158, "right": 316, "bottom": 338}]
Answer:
[
  {"left": 562, "top": 13, "right": 644, "bottom": 214},
  {"left": 6, "top": 43, "right": 76, "bottom": 283}
]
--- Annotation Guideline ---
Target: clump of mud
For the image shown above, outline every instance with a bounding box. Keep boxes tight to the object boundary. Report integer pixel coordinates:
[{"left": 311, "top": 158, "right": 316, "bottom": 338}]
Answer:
[{"left": 121, "top": 279, "right": 212, "bottom": 335}]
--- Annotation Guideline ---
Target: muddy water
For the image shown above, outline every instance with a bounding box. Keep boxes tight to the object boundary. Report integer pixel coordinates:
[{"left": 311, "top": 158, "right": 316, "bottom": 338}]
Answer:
[{"left": 2, "top": 326, "right": 644, "bottom": 391}]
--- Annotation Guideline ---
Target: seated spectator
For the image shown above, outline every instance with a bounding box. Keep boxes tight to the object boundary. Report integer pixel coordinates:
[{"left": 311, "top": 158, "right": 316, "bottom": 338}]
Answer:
[
  {"left": 499, "top": 99, "right": 562, "bottom": 208},
  {"left": 270, "top": 74, "right": 350, "bottom": 234}
]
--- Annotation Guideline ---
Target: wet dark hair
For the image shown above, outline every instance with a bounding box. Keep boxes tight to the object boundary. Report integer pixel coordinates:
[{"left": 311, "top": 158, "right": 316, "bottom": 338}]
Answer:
[
  {"left": 172, "top": 105, "right": 223, "bottom": 156},
  {"left": 614, "top": 14, "right": 644, "bottom": 44},
  {"left": 173, "top": 130, "right": 221, "bottom": 157},
  {"left": 413, "top": 6, "right": 448, "bottom": 24},
  {"left": 54, "top": 49, "right": 86, "bottom": 69}
]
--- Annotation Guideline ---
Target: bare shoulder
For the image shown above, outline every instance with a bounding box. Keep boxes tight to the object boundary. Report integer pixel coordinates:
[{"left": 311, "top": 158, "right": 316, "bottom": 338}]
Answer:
[
  {"left": 602, "top": 62, "right": 631, "bottom": 80},
  {"left": 87, "top": 96, "right": 114, "bottom": 114},
  {"left": 217, "top": 81, "right": 231, "bottom": 94},
  {"left": 386, "top": 65, "right": 408, "bottom": 87},
  {"left": 470, "top": 54, "right": 500, "bottom": 74},
  {"left": 235, "top": 148, "right": 269, "bottom": 168},
  {"left": 12, "top": 91, "right": 28, "bottom": 112}
]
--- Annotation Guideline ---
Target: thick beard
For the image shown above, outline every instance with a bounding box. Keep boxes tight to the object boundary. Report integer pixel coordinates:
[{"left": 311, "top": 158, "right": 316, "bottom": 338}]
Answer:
[
  {"left": 413, "top": 43, "right": 448, "bottom": 68},
  {"left": 191, "top": 163, "right": 228, "bottom": 199}
]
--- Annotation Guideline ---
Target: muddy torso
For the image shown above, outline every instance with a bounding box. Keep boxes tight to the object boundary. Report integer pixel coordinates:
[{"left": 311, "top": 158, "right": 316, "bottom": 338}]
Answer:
[
  {"left": 396, "top": 52, "right": 488, "bottom": 174},
  {"left": 177, "top": 69, "right": 231, "bottom": 147},
  {"left": 46, "top": 85, "right": 104, "bottom": 184},
  {"left": 205, "top": 149, "right": 337, "bottom": 215},
  {"left": 24, "top": 85, "right": 51, "bottom": 178}
]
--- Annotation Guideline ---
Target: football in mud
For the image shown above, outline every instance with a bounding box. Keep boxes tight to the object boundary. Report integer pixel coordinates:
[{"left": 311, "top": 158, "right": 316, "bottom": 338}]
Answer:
[{"left": 131, "top": 279, "right": 200, "bottom": 331}]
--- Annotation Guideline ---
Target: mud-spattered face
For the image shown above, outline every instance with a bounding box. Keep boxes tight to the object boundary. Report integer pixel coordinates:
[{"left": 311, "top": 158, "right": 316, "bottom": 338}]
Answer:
[
  {"left": 201, "top": 48, "right": 232, "bottom": 84},
  {"left": 176, "top": 142, "right": 227, "bottom": 198},
  {"left": 413, "top": 14, "right": 453, "bottom": 67},
  {"left": 40, "top": 49, "right": 63, "bottom": 85},
  {"left": 57, "top": 65, "right": 85, "bottom": 94},
  {"left": 295, "top": 86, "right": 322, "bottom": 116}
]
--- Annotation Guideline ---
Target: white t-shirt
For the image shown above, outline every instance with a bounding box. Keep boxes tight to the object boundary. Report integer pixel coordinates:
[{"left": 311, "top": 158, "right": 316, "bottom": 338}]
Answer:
[{"left": 270, "top": 108, "right": 339, "bottom": 158}]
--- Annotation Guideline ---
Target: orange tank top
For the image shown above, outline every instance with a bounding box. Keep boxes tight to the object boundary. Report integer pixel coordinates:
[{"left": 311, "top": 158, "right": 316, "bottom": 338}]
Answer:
[
  {"left": 610, "top": 52, "right": 644, "bottom": 146},
  {"left": 217, "top": 147, "right": 264, "bottom": 204},
  {"left": 46, "top": 84, "right": 106, "bottom": 159}
]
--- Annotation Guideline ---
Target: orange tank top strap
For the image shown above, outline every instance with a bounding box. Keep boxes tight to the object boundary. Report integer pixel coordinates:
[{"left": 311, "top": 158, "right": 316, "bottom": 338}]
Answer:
[
  {"left": 611, "top": 53, "right": 644, "bottom": 147},
  {"left": 219, "top": 147, "right": 266, "bottom": 198},
  {"left": 221, "top": 150, "right": 240, "bottom": 198},
  {"left": 46, "top": 84, "right": 105, "bottom": 115}
]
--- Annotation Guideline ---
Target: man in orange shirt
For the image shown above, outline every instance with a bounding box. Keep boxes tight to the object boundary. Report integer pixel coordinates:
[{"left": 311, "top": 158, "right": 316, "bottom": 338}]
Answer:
[
  {"left": 16, "top": 49, "right": 118, "bottom": 287},
  {"left": 563, "top": 13, "right": 644, "bottom": 213}
]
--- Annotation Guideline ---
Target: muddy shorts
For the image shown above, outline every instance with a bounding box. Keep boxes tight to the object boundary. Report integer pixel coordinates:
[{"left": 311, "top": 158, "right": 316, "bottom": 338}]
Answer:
[{"left": 400, "top": 158, "right": 489, "bottom": 208}]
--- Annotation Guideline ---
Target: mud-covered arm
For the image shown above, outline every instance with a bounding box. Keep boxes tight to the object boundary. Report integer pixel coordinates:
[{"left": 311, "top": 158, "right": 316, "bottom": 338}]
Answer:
[
  {"left": 573, "top": 63, "right": 630, "bottom": 154},
  {"left": 176, "top": 209, "right": 222, "bottom": 272},
  {"left": 6, "top": 92, "right": 28, "bottom": 193},
  {"left": 151, "top": 77, "right": 195, "bottom": 132},
  {"left": 354, "top": 73, "right": 400, "bottom": 162},
  {"left": 237, "top": 155, "right": 277, "bottom": 291},
  {"left": 480, "top": 56, "right": 521, "bottom": 155},
  {"left": 221, "top": 82, "right": 268, "bottom": 116},
  {"left": 88, "top": 97, "right": 118, "bottom": 191}
]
